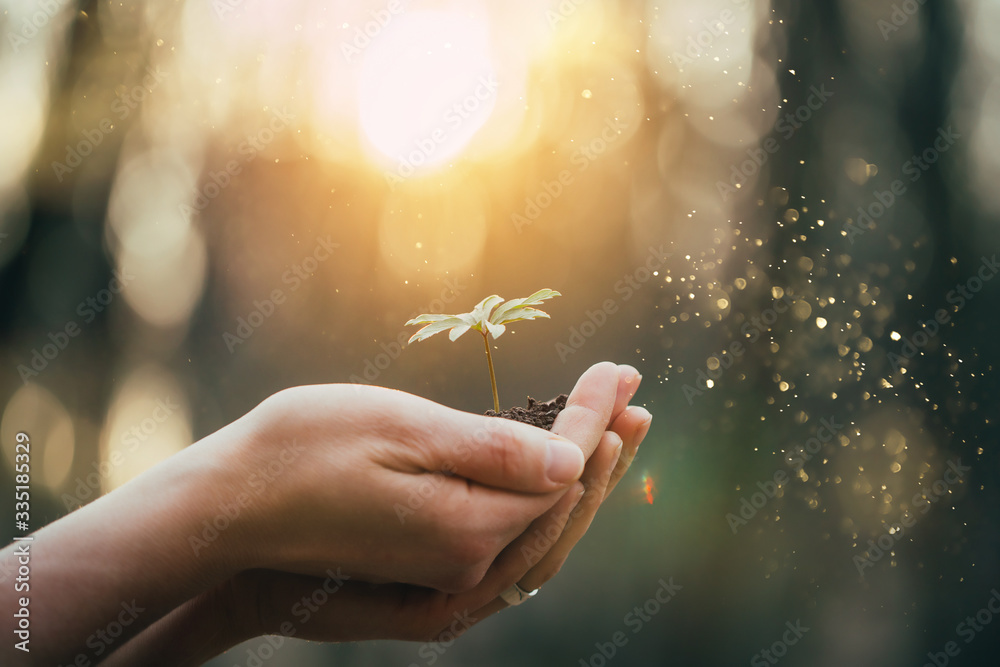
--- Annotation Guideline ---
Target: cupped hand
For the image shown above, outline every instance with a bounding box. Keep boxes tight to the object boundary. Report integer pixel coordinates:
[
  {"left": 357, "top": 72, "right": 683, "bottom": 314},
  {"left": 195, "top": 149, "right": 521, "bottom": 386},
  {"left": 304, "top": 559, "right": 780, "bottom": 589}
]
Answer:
[
  {"left": 226, "top": 362, "right": 651, "bottom": 642},
  {"left": 102, "top": 362, "right": 651, "bottom": 665},
  {"left": 225, "top": 362, "right": 628, "bottom": 593}
]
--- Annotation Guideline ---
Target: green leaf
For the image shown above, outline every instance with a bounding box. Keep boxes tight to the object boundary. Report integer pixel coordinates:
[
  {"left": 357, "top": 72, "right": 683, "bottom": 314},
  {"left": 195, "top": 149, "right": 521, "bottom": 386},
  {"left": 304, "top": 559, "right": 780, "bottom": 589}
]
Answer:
[
  {"left": 405, "top": 313, "right": 460, "bottom": 326},
  {"left": 448, "top": 324, "right": 472, "bottom": 341},
  {"left": 490, "top": 289, "right": 561, "bottom": 326},
  {"left": 407, "top": 316, "right": 470, "bottom": 343},
  {"left": 405, "top": 289, "right": 560, "bottom": 344},
  {"left": 484, "top": 321, "right": 506, "bottom": 339},
  {"left": 469, "top": 295, "right": 504, "bottom": 329}
]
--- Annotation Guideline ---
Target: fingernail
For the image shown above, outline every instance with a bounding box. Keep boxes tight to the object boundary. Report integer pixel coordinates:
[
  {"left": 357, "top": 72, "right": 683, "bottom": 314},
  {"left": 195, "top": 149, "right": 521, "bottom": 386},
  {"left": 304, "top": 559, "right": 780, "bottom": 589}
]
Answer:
[
  {"left": 635, "top": 409, "right": 653, "bottom": 444},
  {"left": 620, "top": 365, "right": 642, "bottom": 394},
  {"left": 609, "top": 435, "right": 624, "bottom": 476},
  {"left": 546, "top": 434, "right": 585, "bottom": 484}
]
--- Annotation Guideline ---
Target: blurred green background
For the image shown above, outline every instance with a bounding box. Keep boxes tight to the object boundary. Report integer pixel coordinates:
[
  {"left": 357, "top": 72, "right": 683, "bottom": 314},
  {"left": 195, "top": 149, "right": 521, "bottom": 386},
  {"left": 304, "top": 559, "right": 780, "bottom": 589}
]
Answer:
[{"left": 1, "top": 0, "right": 998, "bottom": 665}]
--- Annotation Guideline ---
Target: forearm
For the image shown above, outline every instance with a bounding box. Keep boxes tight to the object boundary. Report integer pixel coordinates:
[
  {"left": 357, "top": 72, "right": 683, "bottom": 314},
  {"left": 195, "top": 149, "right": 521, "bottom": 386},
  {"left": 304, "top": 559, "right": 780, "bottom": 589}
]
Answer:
[
  {"left": 101, "top": 579, "right": 248, "bottom": 667},
  {"left": 0, "top": 418, "right": 260, "bottom": 666}
]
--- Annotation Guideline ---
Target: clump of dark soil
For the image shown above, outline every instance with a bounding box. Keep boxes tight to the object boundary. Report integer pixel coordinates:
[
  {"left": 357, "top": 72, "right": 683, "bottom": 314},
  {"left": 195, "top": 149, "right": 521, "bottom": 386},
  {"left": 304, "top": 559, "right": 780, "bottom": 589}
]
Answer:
[{"left": 485, "top": 394, "right": 567, "bottom": 431}]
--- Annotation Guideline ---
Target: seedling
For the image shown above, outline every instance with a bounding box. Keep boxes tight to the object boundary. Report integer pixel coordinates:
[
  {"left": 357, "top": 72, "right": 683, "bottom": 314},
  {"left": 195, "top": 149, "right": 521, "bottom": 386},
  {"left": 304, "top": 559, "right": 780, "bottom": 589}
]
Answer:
[{"left": 405, "top": 289, "right": 561, "bottom": 412}]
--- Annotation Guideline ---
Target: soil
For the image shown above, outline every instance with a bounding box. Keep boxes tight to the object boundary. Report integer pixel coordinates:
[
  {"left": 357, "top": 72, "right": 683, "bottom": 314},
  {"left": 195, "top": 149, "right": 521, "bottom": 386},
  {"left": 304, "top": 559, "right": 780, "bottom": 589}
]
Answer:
[{"left": 485, "top": 394, "right": 568, "bottom": 431}]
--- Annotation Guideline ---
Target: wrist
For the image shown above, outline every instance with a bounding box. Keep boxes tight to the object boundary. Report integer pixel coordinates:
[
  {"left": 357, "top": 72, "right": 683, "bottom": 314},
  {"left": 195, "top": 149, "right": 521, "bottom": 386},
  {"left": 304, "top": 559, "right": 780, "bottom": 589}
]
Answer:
[
  {"left": 173, "top": 405, "right": 292, "bottom": 577},
  {"left": 16, "top": 415, "right": 266, "bottom": 664}
]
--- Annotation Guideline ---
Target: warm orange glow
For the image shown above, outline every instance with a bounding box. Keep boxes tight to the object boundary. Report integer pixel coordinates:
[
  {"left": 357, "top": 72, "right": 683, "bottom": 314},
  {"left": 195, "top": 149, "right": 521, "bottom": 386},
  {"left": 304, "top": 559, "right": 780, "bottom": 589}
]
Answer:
[
  {"left": 358, "top": 10, "right": 498, "bottom": 172},
  {"left": 642, "top": 472, "right": 657, "bottom": 505}
]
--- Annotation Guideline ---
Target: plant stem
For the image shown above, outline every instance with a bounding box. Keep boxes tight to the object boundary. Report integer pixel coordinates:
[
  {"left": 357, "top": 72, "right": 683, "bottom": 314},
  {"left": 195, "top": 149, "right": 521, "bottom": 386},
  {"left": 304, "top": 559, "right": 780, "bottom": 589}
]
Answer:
[{"left": 483, "top": 332, "right": 500, "bottom": 412}]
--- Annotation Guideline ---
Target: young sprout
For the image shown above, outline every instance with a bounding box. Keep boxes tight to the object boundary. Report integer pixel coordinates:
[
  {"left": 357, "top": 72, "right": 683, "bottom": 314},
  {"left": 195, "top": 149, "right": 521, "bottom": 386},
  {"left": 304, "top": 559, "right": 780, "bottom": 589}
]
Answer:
[{"left": 405, "top": 289, "right": 561, "bottom": 412}]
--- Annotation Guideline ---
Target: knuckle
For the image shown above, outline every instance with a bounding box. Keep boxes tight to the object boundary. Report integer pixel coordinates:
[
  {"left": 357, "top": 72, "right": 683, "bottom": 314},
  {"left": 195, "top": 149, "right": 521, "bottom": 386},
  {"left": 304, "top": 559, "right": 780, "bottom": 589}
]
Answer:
[
  {"left": 435, "top": 562, "right": 488, "bottom": 594},
  {"left": 446, "top": 531, "right": 494, "bottom": 569},
  {"left": 487, "top": 427, "right": 524, "bottom": 484}
]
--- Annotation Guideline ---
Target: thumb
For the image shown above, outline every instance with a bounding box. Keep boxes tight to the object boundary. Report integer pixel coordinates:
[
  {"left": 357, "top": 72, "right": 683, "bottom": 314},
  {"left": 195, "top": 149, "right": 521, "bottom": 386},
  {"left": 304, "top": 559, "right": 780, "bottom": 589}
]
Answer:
[{"left": 435, "top": 413, "right": 585, "bottom": 493}]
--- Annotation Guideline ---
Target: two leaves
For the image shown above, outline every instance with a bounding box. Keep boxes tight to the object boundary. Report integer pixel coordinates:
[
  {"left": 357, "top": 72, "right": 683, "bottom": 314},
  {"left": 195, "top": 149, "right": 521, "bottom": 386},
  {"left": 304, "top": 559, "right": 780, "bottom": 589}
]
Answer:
[{"left": 406, "top": 289, "right": 561, "bottom": 344}]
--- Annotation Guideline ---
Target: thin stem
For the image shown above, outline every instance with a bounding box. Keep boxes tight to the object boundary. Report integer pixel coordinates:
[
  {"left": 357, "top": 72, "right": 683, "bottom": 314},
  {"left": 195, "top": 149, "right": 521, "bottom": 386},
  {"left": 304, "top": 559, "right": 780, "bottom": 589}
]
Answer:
[{"left": 483, "top": 331, "right": 500, "bottom": 412}]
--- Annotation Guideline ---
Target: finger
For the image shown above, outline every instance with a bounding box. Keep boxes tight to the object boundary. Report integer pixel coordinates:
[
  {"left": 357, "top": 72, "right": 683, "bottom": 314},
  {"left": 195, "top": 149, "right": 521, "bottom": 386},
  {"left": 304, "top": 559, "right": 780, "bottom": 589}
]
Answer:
[
  {"left": 610, "top": 364, "right": 642, "bottom": 422},
  {"left": 551, "top": 361, "right": 620, "bottom": 459},
  {"left": 437, "top": 413, "right": 586, "bottom": 493},
  {"left": 515, "top": 430, "right": 623, "bottom": 593},
  {"left": 449, "top": 482, "right": 587, "bottom": 624},
  {"left": 243, "top": 568, "right": 449, "bottom": 643},
  {"left": 474, "top": 410, "right": 649, "bottom": 586},
  {"left": 461, "top": 433, "right": 621, "bottom": 621},
  {"left": 605, "top": 405, "right": 652, "bottom": 500}
]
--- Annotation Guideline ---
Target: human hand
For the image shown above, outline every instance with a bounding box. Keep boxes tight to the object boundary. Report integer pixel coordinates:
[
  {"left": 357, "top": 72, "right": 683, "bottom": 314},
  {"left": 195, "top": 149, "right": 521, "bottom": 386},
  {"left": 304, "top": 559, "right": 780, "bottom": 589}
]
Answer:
[
  {"left": 225, "top": 362, "right": 652, "bottom": 644},
  {"left": 220, "top": 362, "right": 626, "bottom": 593},
  {"left": 101, "top": 362, "right": 650, "bottom": 665}
]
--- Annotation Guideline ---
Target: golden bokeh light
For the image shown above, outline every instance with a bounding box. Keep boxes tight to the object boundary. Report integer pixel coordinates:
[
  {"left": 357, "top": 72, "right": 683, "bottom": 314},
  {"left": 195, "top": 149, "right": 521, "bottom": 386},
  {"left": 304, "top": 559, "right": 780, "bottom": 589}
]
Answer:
[
  {"left": 99, "top": 364, "right": 191, "bottom": 493},
  {"left": 0, "top": 384, "right": 75, "bottom": 490},
  {"left": 377, "top": 175, "right": 489, "bottom": 277},
  {"left": 358, "top": 10, "right": 499, "bottom": 171}
]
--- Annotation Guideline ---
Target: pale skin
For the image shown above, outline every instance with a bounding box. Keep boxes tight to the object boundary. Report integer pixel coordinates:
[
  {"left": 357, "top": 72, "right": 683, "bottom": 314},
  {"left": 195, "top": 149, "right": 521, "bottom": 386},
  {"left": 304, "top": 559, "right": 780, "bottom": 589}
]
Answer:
[{"left": 0, "top": 362, "right": 651, "bottom": 666}]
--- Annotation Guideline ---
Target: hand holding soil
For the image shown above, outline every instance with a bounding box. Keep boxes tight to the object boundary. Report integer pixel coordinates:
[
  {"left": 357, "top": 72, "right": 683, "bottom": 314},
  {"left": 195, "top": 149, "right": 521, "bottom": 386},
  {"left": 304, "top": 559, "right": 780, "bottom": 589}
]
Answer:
[{"left": 0, "top": 362, "right": 651, "bottom": 666}]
